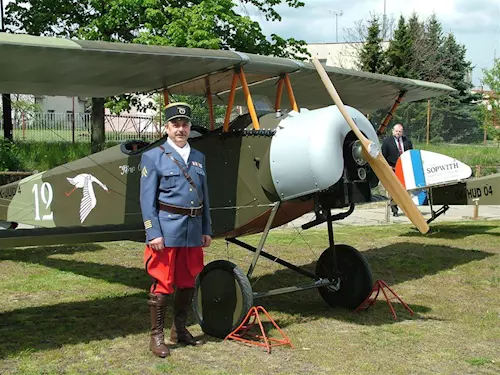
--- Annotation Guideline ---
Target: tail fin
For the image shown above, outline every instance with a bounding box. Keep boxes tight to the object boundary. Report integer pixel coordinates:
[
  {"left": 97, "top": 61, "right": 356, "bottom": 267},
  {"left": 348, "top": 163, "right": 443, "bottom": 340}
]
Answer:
[{"left": 395, "top": 150, "right": 472, "bottom": 205}]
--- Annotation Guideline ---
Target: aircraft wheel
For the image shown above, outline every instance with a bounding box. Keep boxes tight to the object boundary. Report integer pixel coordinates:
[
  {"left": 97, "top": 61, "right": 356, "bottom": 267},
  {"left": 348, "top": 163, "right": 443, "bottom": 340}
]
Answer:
[
  {"left": 315, "top": 245, "right": 373, "bottom": 309},
  {"left": 194, "top": 260, "right": 253, "bottom": 339}
]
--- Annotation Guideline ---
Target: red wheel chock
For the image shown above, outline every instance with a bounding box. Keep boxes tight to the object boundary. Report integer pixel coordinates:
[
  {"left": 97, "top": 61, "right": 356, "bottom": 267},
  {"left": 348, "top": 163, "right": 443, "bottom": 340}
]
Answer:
[
  {"left": 224, "top": 306, "right": 294, "bottom": 353},
  {"left": 354, "top": 280, "right": 414, "bottom": 320}
]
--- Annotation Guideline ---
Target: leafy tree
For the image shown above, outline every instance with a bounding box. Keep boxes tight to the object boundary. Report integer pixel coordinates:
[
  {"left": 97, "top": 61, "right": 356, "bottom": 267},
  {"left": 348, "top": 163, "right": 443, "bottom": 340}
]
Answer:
[
  {"left": 481, "top": 58, "right": 500, "bottom": 142},
  {"left": 5, "top": 0, "right": 307, "bottom": 149},
  {"left": 357, "top": 15, "right": 386, "bottom": 73}
]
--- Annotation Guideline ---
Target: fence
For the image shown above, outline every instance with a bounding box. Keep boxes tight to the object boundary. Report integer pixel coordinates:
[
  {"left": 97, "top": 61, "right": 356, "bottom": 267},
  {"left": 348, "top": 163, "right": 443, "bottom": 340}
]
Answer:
[{"left": 1, "top": 112, "right": 162, "bottom": 143}]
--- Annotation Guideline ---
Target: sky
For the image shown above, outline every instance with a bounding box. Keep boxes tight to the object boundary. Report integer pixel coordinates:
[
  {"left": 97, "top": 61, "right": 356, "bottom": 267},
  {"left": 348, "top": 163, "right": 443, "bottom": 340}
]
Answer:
[
  {"left": 240, "top": 0, "right": 500, "bottom": 87},
  {"left": 2, "top": 0, "right": 499, "bottom": 87}
]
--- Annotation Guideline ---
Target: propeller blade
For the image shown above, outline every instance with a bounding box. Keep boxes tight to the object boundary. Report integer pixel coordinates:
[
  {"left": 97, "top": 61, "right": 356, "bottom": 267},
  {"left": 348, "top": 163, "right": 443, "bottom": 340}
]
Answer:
[{"left": 312, "top": 57, "right": 429, "bottom": 234}]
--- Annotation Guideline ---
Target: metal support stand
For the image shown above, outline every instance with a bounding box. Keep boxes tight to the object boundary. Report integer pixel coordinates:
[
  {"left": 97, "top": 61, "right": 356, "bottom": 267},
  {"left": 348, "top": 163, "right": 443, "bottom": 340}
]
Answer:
[
  {"left": 225, "top": 305, "right": 294, "bottom": 354},
  {"left": 247, "top": 201, "right": 280, "bottom": 279},
  {"left": 355, "top": 280, "right": 414, "bottom": 320}
]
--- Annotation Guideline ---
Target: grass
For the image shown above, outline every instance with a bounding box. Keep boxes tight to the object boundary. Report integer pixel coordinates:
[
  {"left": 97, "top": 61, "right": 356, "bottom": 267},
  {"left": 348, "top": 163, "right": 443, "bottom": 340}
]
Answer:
[
  {"left": 415, "top": 142, "right": 500, "bottom": 174},
  {"left": 1, "top": 220, "right": 499, "bottom": 374}
]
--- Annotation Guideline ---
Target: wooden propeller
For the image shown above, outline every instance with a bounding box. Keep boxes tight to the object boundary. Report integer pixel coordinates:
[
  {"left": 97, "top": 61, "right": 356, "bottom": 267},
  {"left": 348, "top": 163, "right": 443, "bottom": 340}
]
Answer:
[{"left": 312, "top": 57, "right": 429, "bottom": 234}]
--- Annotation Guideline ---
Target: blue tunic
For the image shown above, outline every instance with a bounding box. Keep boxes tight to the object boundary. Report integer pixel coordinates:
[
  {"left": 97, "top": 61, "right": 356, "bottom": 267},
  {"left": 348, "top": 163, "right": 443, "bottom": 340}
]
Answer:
[{"left": 139, "top": 140, "right": 212, "bottom": 247}]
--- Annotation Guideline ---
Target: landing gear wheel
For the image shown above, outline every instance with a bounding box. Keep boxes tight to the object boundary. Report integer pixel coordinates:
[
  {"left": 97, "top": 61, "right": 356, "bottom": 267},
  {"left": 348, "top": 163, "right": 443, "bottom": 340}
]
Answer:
[
  {"left": 194, "top": 260, "right": 253, "bottom": 339},
  {"left": 315, "top": 244, "right": 373, "bottom": 309}
]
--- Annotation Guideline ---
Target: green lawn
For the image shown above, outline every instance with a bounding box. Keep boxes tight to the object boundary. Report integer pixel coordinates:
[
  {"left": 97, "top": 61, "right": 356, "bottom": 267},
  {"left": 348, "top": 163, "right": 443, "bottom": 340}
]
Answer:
[{"left": 0, "top": 220, "right": 499, "bottom": 374}]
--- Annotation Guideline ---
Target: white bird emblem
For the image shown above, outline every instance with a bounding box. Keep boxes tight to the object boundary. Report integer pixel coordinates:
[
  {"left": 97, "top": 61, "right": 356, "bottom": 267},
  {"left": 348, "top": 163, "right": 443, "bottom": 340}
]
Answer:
[{"left": 65, "top": 174, "right": 109, "bottom": 223}]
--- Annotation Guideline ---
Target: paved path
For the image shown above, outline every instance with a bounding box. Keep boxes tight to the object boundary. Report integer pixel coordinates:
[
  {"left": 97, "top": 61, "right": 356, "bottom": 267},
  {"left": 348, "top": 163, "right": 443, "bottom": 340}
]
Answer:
[{"left": 286, "top": 204, "right": 500, "bottom": 229}]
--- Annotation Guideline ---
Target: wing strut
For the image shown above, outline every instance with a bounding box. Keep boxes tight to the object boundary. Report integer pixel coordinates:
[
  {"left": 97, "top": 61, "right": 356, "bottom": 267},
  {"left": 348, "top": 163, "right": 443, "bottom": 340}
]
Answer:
[
  {"left": 377, "top": 90, "right": 407, "bottom": 135},
  {"left": 274, "top": 74, "right": 299, "bottom": 112},
  {"left": 223, "top": 67, "right": 261, "bottom": 132},
  {"left": 274, "top": 73, "right": 299, "bottom": 112}
]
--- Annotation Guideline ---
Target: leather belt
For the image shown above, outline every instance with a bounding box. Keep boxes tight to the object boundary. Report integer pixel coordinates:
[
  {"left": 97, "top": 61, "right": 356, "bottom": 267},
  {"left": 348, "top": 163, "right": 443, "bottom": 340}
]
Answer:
[{"left": 158, "top": 202, "right": 203, "bottom": 217}]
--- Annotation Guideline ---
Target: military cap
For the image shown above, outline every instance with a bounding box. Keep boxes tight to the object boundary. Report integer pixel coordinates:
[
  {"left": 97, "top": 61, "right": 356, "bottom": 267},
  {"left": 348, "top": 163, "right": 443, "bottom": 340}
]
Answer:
[{"left": 165, "top": 102, "right": 192, "bottom": 123}]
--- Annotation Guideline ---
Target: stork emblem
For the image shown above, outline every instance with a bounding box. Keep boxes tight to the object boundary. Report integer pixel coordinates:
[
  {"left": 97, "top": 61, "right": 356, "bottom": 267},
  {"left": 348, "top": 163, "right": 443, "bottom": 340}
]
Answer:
[{"left": 65, "top": 174, "right": 109, "bottom": 223}]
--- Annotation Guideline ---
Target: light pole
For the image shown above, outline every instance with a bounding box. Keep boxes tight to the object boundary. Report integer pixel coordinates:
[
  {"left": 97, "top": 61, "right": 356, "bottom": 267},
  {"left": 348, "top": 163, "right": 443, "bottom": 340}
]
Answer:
[
  {"left": 329, "top": 10, "right": 343, "bottom": 43},
  {"left": 382, "top": 0, "right": 387, "bottom": 39},
  {"left": 0, "top": 0, "right": 5, "bottom": 32}
]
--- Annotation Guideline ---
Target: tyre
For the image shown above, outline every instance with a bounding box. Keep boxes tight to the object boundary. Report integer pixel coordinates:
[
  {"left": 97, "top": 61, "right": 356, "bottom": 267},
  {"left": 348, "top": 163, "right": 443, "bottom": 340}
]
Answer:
[
  {"left": 315, "top": 245, "right": 373, "bottom": 309},
  {"left": 193, "top": 260, "right": 253, "bottom": 338}
]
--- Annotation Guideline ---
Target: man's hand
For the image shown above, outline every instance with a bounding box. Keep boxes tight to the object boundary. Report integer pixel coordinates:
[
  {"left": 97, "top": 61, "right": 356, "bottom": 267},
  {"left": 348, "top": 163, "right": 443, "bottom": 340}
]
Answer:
[
  {"left": 202, "top": 235, "right": 212, "bottom": 248},
  {"left": 149, "top": 237, "right": 164, "bottom": 251}
]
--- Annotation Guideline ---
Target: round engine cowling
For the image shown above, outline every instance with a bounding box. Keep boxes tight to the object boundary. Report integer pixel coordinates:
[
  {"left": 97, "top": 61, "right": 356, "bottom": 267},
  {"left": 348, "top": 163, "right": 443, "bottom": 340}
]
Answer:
[{"left": 269, "top": 105, "right": 379, "bottom": 201}]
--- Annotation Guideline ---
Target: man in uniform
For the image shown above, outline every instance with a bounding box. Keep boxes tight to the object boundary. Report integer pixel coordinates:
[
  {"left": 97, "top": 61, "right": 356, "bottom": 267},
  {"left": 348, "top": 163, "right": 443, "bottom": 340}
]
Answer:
[
  {"left": 140, "top": 102, "right": 212, "bottom": 358},
  {"left": 381, "top": 123, "right": 413, "bottom": 216}
]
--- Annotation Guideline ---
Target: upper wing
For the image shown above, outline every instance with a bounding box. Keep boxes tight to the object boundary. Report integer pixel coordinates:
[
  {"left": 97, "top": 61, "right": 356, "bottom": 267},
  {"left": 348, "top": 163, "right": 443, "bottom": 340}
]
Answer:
[{"left": 0, "top": 32, "right": 454, "bottom": 113}]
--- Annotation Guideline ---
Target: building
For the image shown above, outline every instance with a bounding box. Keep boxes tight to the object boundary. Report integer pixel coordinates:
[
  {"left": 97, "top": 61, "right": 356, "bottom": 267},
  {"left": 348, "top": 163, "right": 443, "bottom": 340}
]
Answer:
[
  {"left": 34, "top": 95, "right": 87, "bottom": 119},
  {"left": 304, "top": 42, "right": 390, "bottom": 70}
]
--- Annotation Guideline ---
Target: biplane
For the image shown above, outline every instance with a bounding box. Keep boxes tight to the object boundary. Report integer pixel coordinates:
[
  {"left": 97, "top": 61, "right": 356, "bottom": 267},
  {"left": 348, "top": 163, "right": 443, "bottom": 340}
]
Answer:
[{"left": 0, "top": 33, "right": 455, "bottom": 338}]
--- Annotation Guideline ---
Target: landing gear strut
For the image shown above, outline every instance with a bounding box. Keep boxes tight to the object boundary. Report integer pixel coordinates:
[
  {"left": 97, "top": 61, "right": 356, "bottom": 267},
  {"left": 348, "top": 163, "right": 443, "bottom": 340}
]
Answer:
[{"left": 194, "top": 202, "right": 373, "bottom": 338}]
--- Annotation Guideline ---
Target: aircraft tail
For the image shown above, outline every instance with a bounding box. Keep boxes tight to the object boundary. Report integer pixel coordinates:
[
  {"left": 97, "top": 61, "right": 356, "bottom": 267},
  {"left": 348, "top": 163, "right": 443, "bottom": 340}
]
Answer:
[{"left": 395, "top": 149, "right": 472, "bottom": 205}]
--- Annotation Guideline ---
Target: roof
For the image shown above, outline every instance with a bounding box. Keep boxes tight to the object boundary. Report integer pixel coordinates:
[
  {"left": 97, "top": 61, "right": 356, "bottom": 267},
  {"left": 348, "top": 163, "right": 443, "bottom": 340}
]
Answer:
[{"left": 0, "top": 33, "right": 456, "bottom": 113}]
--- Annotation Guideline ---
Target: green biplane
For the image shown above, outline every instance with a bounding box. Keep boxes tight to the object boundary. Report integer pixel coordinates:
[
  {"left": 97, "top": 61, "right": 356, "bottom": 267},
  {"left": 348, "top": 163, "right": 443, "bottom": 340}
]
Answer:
[{"left": 0, "top": 33, "right": 454, "bottom": 337}]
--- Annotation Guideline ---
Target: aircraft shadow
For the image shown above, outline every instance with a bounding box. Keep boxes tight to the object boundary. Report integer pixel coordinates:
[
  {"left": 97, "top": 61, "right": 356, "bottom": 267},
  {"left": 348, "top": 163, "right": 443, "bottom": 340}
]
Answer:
[
  {"left": 0, "top": 244, "right": 149, "bottom": 290},
  {"left": 248, "top": 242, "right": 491, "bottom": 327},
  {"left": 402, "top": 223, "right": 500, "bottom": 239}
]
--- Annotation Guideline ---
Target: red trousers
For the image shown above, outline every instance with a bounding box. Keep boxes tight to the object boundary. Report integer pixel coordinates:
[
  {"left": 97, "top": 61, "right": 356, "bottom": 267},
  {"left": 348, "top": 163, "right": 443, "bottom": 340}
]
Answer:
[{"left": 144, "top": 246, "right": 204, "bottom": 295}]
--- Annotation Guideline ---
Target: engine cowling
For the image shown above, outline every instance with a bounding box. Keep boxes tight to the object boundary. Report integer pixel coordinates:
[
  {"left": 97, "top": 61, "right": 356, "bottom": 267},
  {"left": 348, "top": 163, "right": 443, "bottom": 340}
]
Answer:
[{"left": 268, "top": 105, "right": 379, "bottom": 201}]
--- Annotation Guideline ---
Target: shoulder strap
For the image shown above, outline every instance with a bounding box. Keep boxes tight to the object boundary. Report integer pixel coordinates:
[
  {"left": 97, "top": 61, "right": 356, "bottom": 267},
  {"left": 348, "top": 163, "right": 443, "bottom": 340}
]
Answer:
[{"left": 159, "top": 145, "right": 202, "bottom": 205}]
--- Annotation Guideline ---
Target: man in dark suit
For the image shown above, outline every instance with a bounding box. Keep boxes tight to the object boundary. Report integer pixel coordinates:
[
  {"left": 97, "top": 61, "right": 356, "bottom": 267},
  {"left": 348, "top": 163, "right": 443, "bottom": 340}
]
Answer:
[{"left": 381, "top": 123, "right": 413, "bottom": 216}]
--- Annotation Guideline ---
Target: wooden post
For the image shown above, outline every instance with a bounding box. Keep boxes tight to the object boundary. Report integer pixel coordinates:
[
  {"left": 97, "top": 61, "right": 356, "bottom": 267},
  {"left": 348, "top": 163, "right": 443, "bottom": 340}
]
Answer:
[
  {"left": 22, "top": 112, "right": 25, "bottom": 140},
  {"left": 72, "top": 96, "right": 75, "bottom": 144},
  {"left": 385, "top": 188, "right": 391, "bottom": 223},
  {"left": 473, "top": 165, "right": 481, "bottom": 219},
  {"left": 426, "top": 99, "right": 431, "bottom": 145},
  {"left": 484, "top": 123, "right": 488, "bottom": 146}
]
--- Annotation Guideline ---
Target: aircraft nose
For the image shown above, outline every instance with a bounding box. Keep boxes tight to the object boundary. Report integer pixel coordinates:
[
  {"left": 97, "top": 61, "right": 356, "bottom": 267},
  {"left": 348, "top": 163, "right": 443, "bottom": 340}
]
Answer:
[{"left": 266, "top": 106, "right": 378, "bottom": 201}]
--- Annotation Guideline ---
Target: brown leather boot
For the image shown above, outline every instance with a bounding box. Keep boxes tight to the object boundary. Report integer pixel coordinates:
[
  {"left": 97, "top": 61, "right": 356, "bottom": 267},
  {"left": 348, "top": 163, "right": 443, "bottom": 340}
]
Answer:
[
  {"left": 170, "top": 288, "right": 203, "bottom": 346},
  {"left": 148, "top": 293, "right": 170, "bottom": 357}
]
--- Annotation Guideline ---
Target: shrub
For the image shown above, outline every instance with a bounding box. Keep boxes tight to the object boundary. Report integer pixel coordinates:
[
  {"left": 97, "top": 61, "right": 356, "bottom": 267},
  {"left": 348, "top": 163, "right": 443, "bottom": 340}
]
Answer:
[{"left": 0, "top": 139, "right": 22, "bottom": 171}]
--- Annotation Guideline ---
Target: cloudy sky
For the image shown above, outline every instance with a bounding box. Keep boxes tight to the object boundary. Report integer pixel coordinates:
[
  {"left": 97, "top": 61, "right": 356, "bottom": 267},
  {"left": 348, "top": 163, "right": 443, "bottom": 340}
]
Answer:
[
  {"left": 241, "top": 0, "right": 500, "bottom": 87},
  {"left": 2, "top": 0, "right": 498, "bottom": 86}
]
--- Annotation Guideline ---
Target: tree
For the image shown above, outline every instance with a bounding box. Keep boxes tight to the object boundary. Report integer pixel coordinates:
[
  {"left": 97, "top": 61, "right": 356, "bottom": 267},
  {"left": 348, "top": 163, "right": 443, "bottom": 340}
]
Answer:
[
  {"left": 384, "top": 15, "right": 410, "bottom": 77},
  {"left": 481, "top": 58, "right": 500, "bottom": 142},
  {"left": 357, "top": 15, "right": 386, "bottom": 73},
  {"left": 5, "top": 0, "right": 307, "bottom": 150}
]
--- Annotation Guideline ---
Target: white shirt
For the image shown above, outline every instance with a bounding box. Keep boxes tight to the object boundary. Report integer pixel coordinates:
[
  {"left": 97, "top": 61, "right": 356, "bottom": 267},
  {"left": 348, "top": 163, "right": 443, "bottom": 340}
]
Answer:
[
  {"left": 394, "top": 137, "right": 405, "bottom": 153},
  {"left": 167, "top": 137, "right": 191, "bottom": 164}
]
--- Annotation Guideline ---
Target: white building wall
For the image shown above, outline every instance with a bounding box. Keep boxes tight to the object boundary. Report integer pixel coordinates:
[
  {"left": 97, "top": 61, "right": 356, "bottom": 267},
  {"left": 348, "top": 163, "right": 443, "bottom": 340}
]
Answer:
[
  {"left": 304, "top": 42, "right": 390, "bottom": 70},
  {"left": 34, "top": 95, "right": 86, "bottom": 114}
]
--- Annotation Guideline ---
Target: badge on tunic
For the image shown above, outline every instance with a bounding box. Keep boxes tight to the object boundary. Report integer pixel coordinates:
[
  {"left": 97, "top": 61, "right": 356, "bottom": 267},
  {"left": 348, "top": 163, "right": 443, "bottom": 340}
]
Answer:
[
  {"left": 192, "top": 161, "right": 203, "bottom": 169},
  {"left": 141, "top": 166, "right": 148, "bottom": 177},
  {"left": 144, "top": 220, "right": 152, "bottom": 229}
]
